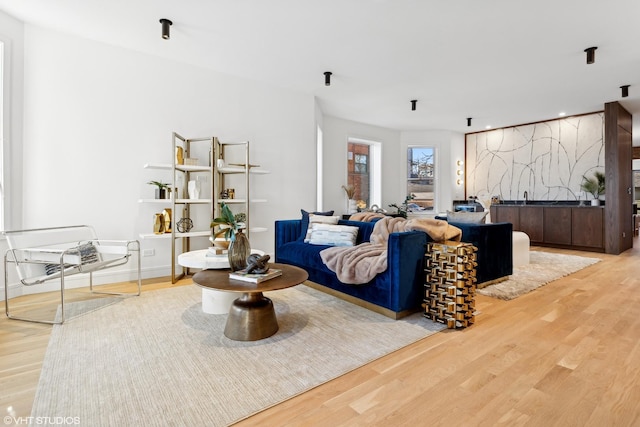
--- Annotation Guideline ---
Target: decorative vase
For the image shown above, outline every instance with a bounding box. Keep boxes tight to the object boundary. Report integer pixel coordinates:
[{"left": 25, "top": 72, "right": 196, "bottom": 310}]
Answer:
[
  {"left": 162, "top": 208, "right": 172, "bottom": 233},
  {"left": 155, "top": 188, "right": 166, "bottom": 199},
  {"left": 591, "top": 199, "right": 600, "bottom": 206},
  {"left": 153, "top": 213, "right": 165, "bottom": 234},
  {"left": 188, "top": 180, "right": 200, "bottom": 199},
  {"left": 176, "top": 146, "right": 184, "bottom": 165},
  {"left": 347, "top": 199, "right": 357, "bottom": 214},
  {"left": 228, "top": 230, "right": 251, "bottom": 271}
]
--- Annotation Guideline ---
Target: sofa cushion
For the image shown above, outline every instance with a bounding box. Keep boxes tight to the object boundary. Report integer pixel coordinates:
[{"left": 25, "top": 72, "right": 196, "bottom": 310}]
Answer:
[
  {"left": 278, "top": 241, "right": 332, "bottom": 271},
  {"left": 298, "top": 209, "right": 335, "bottom": 241}
]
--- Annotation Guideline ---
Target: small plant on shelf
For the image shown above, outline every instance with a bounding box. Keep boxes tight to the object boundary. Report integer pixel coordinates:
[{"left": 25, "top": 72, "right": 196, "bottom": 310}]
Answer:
[{"left": 147, "top": 180, "right": 169, "bottom": 199}]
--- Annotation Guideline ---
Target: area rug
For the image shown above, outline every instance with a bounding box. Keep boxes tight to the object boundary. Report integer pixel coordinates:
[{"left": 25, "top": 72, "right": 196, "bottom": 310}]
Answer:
[
  {"left": 31, "top": 284, "right": 445, "bottom": 426},
  {"left": 477, "top": 251, "right": 601, "bottom": 300}
]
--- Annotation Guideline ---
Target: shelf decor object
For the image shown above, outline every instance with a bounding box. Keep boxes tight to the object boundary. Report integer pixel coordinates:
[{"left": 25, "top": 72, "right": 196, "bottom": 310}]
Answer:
[
  {"left": 139, "top": 133, "right": 269, "bottom": 283},
  {"left": 153, "top": 213, "right": 165, "bottom": 235},
  {"left": 423, "top": 241, "right": 478, "bottom": 329},
  {"left": 228, "top": 230, "right": 251, "bottom": 271}
]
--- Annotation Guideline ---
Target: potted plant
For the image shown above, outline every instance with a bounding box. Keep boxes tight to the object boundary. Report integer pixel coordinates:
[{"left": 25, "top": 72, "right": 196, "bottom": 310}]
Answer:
[
  {"left": 211, "top": 203, "right": 250, "bottom": 270},
  {"left": 342, "top": 185, "right": 357, "bottom": 214},
  {"left": 389, "top": 195, "right": 416, "bottom": 218},
  {"left": 580, "top": 171, "right": 605, "bottom": 206},
  {"left": 147, "top": 180, "right": 169, "bottom": 199}
]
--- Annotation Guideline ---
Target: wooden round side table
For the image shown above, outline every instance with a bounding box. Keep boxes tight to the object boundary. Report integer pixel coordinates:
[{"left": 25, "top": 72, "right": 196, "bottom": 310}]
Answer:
[{"left": 192, "top": 263, "right": 308, "bottom": 341}]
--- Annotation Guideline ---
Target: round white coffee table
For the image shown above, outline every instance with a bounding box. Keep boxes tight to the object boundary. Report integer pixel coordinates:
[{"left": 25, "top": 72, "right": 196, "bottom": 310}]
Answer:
[{"left": 177, "top": 249, "right": 265, "bottom": 314}]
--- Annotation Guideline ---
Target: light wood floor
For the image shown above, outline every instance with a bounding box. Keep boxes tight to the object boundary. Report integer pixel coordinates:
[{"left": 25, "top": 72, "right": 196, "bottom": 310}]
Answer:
[{"left": 1, "top": 245, "right": 639, "bottom": 426}]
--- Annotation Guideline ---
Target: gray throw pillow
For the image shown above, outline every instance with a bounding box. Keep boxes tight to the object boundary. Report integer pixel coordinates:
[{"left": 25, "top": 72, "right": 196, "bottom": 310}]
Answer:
[{"left": 446, "top": 210, "right": 488, "bottom": 224}]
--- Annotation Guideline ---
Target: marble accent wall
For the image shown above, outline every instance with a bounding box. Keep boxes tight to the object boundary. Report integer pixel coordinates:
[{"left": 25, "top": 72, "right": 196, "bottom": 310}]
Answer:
[{"left": 466, "top": 113, "right": 605, "bottom": 202}]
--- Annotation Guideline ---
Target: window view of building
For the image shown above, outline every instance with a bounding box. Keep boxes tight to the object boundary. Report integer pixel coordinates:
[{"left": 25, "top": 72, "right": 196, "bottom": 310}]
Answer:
[
  {"left": 407, "top": 146, "right": 435, "bottom": 210},
  {"left": 347, "top": 142, "right": 370, "bottom": 209}
]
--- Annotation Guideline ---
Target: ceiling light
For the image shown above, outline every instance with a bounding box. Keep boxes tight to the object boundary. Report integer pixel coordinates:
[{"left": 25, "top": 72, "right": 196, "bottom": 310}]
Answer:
[
  {"left": 411, "top": 100, "right": 417, "bottom": 111},
  {"left": 621, "top": 85, "right": 630, "bottom": 98},
  {"left": 324, "top": 71, "right": 332, "bottom": 86},
  {"left": 160, "top": 18, "right": 172, "bottom": 40},
  {"left": 584, "top": 46, "right": 597, "bottom": 64},
  {"left": 467, "top": 118, "right": 472, "bottom": 127},
  {"left": 559, "top": 112, "right": 566, "bottom": 117}
]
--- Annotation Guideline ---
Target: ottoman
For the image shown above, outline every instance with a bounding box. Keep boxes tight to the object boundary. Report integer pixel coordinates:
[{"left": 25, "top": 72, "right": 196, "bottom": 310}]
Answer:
[{"left": 512, "top": 231, "right": 530, "bottom": 267}]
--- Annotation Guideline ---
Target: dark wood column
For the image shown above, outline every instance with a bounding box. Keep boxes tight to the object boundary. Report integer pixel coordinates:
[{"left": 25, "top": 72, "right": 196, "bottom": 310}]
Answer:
[{"left": 604, "top": 101, "right": 633, "bottom": 254}]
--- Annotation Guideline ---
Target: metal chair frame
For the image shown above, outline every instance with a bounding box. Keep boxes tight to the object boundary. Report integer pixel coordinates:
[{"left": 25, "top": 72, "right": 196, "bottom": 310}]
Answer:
[{"left": 3, "top": 225, "right": 141, "bottom": 324}]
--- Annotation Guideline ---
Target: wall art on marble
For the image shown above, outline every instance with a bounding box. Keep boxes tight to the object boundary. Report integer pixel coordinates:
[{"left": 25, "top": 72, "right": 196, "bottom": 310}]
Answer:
[{"left": 465, "top": 113, "right": 605, "bottom": 202}]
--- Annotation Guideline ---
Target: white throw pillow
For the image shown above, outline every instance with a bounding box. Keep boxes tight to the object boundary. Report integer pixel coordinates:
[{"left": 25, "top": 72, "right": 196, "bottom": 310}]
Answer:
[
  {"left": 304, "top": 223, "right": 359, "bottom": 246},
  {"left": 303, "top": 214, "right": 340, "bottom": 241}
]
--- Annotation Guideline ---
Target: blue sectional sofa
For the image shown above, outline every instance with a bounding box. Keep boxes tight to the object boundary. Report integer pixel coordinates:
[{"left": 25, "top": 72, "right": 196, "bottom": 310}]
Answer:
[{"left": 275, "top": 218, "right": 513, "bottom": 319}]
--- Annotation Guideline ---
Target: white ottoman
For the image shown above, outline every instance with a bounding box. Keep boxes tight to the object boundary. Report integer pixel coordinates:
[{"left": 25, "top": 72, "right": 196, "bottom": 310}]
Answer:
[
  {"left": 201, "top": 289, "right": 238, "bottom": 314},
  {"left": 512, "top": 231, "right": 530, "bottom": 267}
]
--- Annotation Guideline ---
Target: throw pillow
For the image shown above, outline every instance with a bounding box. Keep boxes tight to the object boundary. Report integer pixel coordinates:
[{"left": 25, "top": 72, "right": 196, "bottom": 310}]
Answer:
[
  {"left": 303, "top": 214, "right": 340, "bottom": 242},
  {"left": 298, "top": 209, "right": 335, "bottom": 241},
  {"left": 446, "top": 210, "right": 488, "bottom": 224},
  {"left": 304, "top": 223, "right": 359, "bottom": 246},
  {"left": 44, "top": 242, "right": 99, "bottom": 275}
]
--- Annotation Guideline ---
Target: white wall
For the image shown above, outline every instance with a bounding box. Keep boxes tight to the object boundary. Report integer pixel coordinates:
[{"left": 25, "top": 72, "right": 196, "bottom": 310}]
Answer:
[
  {"left": 4, "top": 23, "right": 316, "bottom": 297},
  {"left": 0, "top": 10, "right": 25, "bottom": 298},
  {"left": 321, "top": 115, "right": 402, "bottom": 215},
  {"left": 401, "top": 130, "right": 465, "bottom": 213},
  {"left": 321, "top": 118, "right": 465, "bottom": 216}
]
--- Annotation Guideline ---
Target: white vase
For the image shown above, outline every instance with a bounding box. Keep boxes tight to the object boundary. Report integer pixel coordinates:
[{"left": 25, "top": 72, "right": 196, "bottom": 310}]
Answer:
[
  {"left": 591, "top": 199, "right": 600, "bottom": 206},
  {"left": 347, "top": 199, "right": 357, "bottom": 214},
  {"left": 188, "top": 180, "right": 200, "bottom": 199}
]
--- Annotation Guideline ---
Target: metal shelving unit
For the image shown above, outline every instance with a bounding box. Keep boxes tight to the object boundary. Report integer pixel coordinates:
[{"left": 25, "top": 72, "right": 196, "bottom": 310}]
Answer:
[{"left": 139, "top": 133, "right": 269, "bottom": 284}]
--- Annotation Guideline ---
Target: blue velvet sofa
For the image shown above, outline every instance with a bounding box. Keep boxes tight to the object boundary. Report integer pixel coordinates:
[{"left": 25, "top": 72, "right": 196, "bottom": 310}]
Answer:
[{"left": 274, "top": 218, "right": 513, "bottom": 319}]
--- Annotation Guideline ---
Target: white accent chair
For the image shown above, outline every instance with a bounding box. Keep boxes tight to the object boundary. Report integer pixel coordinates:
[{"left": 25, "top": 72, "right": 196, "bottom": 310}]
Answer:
[{"left": 3, "top": 225, "right": 141, "bottom": 324}]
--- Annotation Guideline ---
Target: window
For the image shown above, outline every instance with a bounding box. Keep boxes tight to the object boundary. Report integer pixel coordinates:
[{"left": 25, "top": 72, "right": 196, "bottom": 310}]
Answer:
[
  {"left": 407, "top": 146, "right": 435, "bottom": 211},
  {"left": 347, "top": 139, "right": 381, "bottom": 209},
  {"left": 316, "top": 125, "right": 323, "bottom": 210}
]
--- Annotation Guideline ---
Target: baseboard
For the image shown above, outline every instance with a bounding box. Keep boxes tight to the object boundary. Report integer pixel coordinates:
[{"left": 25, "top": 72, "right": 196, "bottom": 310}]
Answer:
[
  {"left": 303, "top": 281, "right": 418, "bottom": 320},
  {"left": 1, "top": 265, "right": 173, "bottom": 301}
]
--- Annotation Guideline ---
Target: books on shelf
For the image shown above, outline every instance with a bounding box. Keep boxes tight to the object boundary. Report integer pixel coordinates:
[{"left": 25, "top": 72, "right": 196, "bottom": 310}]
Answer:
[{"left": 229, "top": 268, "right": 282, "bottom": 283}]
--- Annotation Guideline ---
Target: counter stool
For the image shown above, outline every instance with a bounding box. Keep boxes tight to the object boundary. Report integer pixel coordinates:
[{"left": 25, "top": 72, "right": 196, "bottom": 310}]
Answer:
[{"left": 512, "top": 231, "right": 530, "bottom": 268}]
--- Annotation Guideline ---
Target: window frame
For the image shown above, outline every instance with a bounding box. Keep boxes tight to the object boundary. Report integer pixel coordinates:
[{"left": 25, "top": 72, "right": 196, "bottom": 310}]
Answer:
[{"left": 406, "top": 146, "right": 436, "bottom": 212}]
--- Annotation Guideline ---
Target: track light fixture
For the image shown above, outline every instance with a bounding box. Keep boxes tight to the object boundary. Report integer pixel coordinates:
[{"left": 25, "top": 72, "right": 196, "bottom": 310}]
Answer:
[
  {"left": 621, "top": 85, "right": 630, "bottom": 98},
  {"left": 584, "top": 46, "right": 597, "bottom": 64},
  {"left": 467, "top": 117, "right": 472, "bottom": 127},
  {"left": 324, "top": 71, "right": 332, "bottom": 86},
  {"left": 160, "top": 18, "right": 172, "bottom": 40},
  {"left": 411, "top": 100, "right": 417, "bottom": 111}
]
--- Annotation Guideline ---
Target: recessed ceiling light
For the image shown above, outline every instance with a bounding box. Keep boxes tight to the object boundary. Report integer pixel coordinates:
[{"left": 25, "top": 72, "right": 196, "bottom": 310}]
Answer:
[
  {"left": 485, "top": 125, "right": 492, "bottom": 129},
  {"left": 559, "top": 112, "right": 566, "bottom": 117}
]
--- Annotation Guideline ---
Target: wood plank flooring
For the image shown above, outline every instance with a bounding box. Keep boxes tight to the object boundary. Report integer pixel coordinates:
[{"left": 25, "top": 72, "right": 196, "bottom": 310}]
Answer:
[{"left": 1, "top": 245, "right": 639, "bottom": 426}]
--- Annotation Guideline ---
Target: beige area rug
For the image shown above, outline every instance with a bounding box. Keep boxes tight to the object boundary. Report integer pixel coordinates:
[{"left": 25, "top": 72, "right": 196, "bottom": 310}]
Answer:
[
  {"left": 31, "top": 284, "right": 445, "bottom": 426},
  {"left": 477, "top": 251, "right": 601, "bottom": 300}
]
